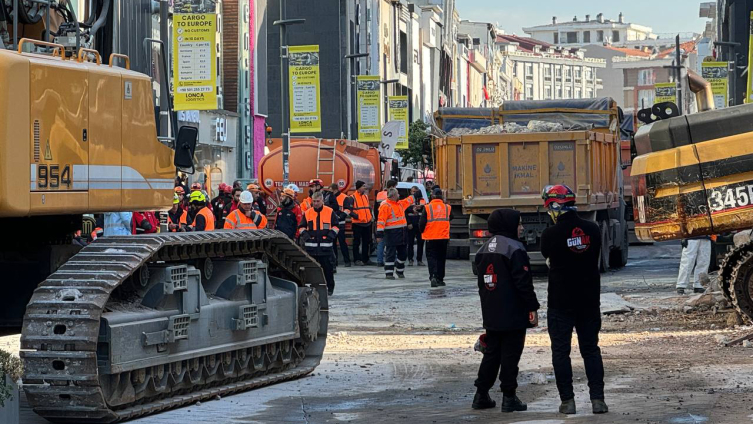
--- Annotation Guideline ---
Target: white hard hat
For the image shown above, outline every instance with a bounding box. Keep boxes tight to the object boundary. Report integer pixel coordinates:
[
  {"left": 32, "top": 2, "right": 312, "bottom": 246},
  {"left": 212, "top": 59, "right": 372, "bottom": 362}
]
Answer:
[
  {"left": 239, "top": 190, "right": 254, "bottom": 204},
  {"left": 286, "top": 183, "right": 302, "bottom": 193}
]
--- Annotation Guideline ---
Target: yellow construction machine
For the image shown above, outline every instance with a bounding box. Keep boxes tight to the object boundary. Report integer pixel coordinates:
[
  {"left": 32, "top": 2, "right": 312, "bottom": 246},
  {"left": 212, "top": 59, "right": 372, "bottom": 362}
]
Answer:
[{"left": 0, "top": 3, "right": 327, "bottom": 422}]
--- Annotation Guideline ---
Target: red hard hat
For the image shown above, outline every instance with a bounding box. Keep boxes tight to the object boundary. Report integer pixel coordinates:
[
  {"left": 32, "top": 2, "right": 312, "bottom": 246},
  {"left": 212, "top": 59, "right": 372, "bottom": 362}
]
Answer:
[
  {"left": 218, "top": 183, "right": 228, "bottom": 192},
  {"left": 542, "top": 185, "right": 576, "bottom": 208},
  {"left": 174, "top": 186, "right": 185, "bottom": 194},
  {"left": 310, "top": 179, "right": 323, "bottom": 186},
  {"left": 223, "top": 184, "right": 233, "bottom": 194},
  {"left": 191, "top": 182, "right": 202, "bottom": 191}
]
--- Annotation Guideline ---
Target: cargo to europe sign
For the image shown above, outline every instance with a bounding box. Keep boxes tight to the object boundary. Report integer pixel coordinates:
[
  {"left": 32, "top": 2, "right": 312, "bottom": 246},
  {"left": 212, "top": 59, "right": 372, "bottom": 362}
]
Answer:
[
  {"left": 173, "top": 13, "right": 217, "bottom": 111},
  {"left": 289, "top": 45, "right": 322, "bottom": 133}
]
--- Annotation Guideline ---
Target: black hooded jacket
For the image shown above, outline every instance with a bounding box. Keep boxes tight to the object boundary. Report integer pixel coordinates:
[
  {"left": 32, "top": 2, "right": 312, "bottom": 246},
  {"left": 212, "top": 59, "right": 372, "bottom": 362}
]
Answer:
[{"left": 475, "top": 209, "right": 540, "bottom": 331}]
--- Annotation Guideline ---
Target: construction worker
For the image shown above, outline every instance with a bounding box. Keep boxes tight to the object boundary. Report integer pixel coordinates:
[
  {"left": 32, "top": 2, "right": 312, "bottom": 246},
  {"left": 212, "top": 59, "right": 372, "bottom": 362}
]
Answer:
[
  {"left": 420, "top": 189, "right": 452, "bottom": 287},
  {"left": 301, "top": 179, "right": 324, "bottom": 213},
  {"left": 344, "top": 180, "right": 374, "bottom": 266},
  {"left": 175, "top": 186, "right": 188, "bottom": 211},
  {"left": 375, "top": 179, "right": 399, "bottom": 266},
  {"left": 299, "top": 191, "right": 338, "bottom": 295},
  {"left": 275, "top": 188, "right": 301, "bottom": 239},
  {"left": 247, "top": 183, "right": 268, "bottom": 214},
  {"left": 376, "top": 188, "right": 413, "bottom": 279},
  {"left": 224, "top": 187, "right": 243, "bottom": 218},
  {"left": 327, "top": 183, "right": 351, "bottom": 267},
  {"left": 187, "top": 191, "right": 215, "bottom": 231},
  {"left": 406, "top": 186, "right": 427, "bottom": 266},
  {"left": 168, "top": 193, "right": 189, "bottom": 232},
  {"left": 676, "top": 236, "right": 712, "bottom": 295},
  {"left": 190, "top": 182, "right": 203, "bottom": 193},
  {"left": 473, "top": 209, "right": 540, "bottom": 413},
  {"left": 224, "top": 191, "right": 268, "bottom": 230},
  {"left": 540, "top": 185, "right": 608, "bottom": 415},
  {"left": 132, "top": 211, "right": 160, "bottom": 234}
]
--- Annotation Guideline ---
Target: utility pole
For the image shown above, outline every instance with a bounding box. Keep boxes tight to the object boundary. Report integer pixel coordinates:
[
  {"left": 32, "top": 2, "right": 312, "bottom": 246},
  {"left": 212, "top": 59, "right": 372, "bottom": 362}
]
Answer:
[
  {"left": 273, "top": 0, "right": 304, "bottom": 187},
  {"left": 345, "top": 52, "right": 369, "bottom": 139},
  {"left": 663, "top": 34, "right": 684, "bottom": 115}
]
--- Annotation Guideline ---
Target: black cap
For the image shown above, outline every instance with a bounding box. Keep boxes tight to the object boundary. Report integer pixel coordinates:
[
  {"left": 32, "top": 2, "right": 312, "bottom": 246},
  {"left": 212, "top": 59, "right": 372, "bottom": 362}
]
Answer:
[{"left": 355, "top": 180, "right": 365, "bottom": 189}]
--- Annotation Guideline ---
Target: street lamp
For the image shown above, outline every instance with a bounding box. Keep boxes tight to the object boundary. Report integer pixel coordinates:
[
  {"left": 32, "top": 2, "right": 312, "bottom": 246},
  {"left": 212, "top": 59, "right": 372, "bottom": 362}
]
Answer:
[{"left": 345, "top": 52, "right": 370, "bottom": 140}]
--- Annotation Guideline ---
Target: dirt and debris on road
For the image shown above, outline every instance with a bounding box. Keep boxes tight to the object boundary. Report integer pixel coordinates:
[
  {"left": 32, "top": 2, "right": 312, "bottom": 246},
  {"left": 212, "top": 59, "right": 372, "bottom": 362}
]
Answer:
[{"left": 6, "top": 242, "right": 753, "bottom": 423}]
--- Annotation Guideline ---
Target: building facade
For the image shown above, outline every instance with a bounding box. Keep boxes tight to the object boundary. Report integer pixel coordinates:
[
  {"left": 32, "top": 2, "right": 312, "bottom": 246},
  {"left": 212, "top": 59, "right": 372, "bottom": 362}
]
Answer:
[{"left": 523, "top": 13, "right": 656, "bottom": 48}]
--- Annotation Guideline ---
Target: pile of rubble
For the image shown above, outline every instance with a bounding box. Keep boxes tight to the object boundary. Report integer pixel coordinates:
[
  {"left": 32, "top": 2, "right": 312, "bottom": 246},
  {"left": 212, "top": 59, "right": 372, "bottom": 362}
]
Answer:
[{"left": 447, "top": 120, "right": 569, "bottom": 136}]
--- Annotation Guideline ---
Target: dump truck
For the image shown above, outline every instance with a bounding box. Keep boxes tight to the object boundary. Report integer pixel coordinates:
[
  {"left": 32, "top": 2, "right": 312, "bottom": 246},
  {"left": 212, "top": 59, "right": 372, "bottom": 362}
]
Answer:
[
  {"left": 631, "top": 101, "right": 753, "bottom": 321},
  {"left": 0, "top": 3, "right": 327, "bottom": 422},
  {"left": 434, "top": 99, "right": 628, "bottom": 272}
]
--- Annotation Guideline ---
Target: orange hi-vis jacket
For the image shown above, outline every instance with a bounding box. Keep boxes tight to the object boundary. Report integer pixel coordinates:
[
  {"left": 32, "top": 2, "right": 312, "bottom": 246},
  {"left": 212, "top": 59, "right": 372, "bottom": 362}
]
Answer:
[
  {"left": 224, "top": 208, "right": 268, "bottom": 230},
  {"left": 301, "top": 197, "right": 313, "bottom": 213},
  {"left": 169, "top": 209, "right": 188, "bottom": 232},
  {"left": 300, "top": 206, "right": 339, "bottom": 256},
  {"left": 349, "top": 192, "right": 373, "bottom": 225},
  {"left": 377, "top": 198, "right": 412, "bottom": 232},
  {"left": 376, "top": 190, "right": 388, "bottom": 203},
  {"left": 422, "top": 200, "right": 451, "bottom": 240},
  {"left": 191, "top": 207, "right": 215, "bottom": 231},
  {"left": 336, "top": 192, "right": 348, "bottom": 225}
]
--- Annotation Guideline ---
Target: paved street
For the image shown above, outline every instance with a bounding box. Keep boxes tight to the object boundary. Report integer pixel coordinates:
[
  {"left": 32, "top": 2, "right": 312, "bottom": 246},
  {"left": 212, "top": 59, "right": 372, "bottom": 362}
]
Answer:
[{"left": 9, "top": 241, "right": 753, "bottom": 424}]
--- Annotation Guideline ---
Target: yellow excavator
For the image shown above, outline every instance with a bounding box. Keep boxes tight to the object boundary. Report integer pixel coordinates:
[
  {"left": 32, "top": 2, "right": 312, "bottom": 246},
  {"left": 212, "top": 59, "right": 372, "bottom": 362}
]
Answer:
[
  {"left": 631, "top": 74, "right": 753, "bottom": 322},
  {"left": 1, "top": 2, "right": 327, "bottom": 422}
]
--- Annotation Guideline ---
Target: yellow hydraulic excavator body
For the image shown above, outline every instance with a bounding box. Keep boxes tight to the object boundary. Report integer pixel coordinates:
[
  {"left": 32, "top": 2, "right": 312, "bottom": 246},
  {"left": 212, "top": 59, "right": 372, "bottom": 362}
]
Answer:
[{"left": 0, "top": 43, "right": 175, "bottom": 218}]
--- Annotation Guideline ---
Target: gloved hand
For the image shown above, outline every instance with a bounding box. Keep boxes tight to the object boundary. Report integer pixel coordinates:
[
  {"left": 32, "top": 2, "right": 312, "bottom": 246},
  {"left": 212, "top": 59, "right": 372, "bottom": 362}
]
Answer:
[
  {"left": 328, "top": 230, "right": 337, "bottom": 240},
  {"left": 299, "top": 230, "right": 310, "bottom": 243}
]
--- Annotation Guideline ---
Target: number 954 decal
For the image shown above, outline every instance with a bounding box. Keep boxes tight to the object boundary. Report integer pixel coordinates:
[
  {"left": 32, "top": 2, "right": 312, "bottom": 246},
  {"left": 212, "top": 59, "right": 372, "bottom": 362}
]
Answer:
[{"left": 708, "top": 185, "right": 753, "bottom": 212}]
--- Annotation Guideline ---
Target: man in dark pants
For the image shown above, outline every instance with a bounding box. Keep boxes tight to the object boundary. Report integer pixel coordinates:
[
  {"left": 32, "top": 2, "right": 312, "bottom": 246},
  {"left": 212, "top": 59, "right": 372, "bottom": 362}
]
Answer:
[
  {"left": 325, "top": 183, "right": 351, "bottom": 268},
  {"left": 299, "top": 192, "right": 338, "bottom": 296},
  {"left": 376, "top": 188, "right": 412, "bottom": 279},
  {"left": 420, "top": 189, "right": 452, "bottom": 287},
  {"left": 540, "top": 185, "right": 608, "bottom": 415},
  {"left": 344, "top": 181, "right": 373, "bottom": 266},
  {"left": 473, "top": 209, "right": 540, "bottom": 412},
  {"left": 405, "top": 186, "right": 426, "bottom": 266}
]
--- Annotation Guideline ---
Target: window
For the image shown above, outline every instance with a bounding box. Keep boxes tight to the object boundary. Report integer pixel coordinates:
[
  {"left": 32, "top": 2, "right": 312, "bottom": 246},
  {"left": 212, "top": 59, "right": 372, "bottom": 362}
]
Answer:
[
  {"left": 544, "top": 65, "right": 552, "bottom": 81},
  {"left": 554, "top": 33, "right": 559, "bottom": 44},
  {"left": 612, "top": 30, "right": 620, "bottom": 42},
  {"left": 556, "top": 85, "right": 562, "bottom": 98},
  {"left": 526, "top": 84, "right": 534, "bottom": 99},
  {"left": 586, "top": 88, "right": 593, "bottom": 98},
  {"left": 585, "top": 67, "right": 593, "bottom": 81},
  {"left": 638, "top": 69, "right": 655, "bottom": 86},
  {"left": 574, "top": 67, "right": 582, "bottom": 79},
  {"left": 555, "top": 66, "right": 562, "bottom": 79},
  {"left": 597, "top": 30, "right": 604, "bottom": 42},
  {"left": 564, "top": 66, "right": 572, "bottom": 82},
  {"left": 575, "top": 88, "right": 582, "bottom": 99},
  {"left": 399, "top": 31, "right": 408, "bottom": 74},
  {"left": 566, "top": 32, "right": 578, "bottom": 44},
  {"left": 564, "top": 86, "right": 571, "bottom": 99},
  {"left": 525, "top": 63, "right": 534, "bottom": 80},
  {"left": 638, "top": 89, "right": 655, "bottom": 108},
  {"left": 545, "top": 86, "right": 552, "bottom": 99},
  {"left": 583, "top": 31, "right": 591, "bottom": 43}
]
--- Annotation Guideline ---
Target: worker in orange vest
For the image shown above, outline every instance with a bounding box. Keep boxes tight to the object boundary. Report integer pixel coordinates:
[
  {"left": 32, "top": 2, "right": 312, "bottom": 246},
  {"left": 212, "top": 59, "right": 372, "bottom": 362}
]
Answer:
[
  {"left": 224, "top": 191, "right": 268, "bottom": 230},
  {"left": 168, "top": 193, "right": 189, "bottom": 232},
  {"left": 301, "top": 179, "right": 324, "bottom": 213},
  {"left": 421, "top": 189, "right": 453, "bottom": 287},
  {"left": 376, "top": 188, "right": 413, "bottom": 279},
  {"left": 344, "top": 180, "right": 374, "bottom": 266},
  {"left": 187, "top": 191, "right": 215, "bottom": 231},
  {"left": 376, "top": 179, "right": 400, "bottom": 266},
  {"left": 299, "top": 191, "right": 338, "bottom": 295}
]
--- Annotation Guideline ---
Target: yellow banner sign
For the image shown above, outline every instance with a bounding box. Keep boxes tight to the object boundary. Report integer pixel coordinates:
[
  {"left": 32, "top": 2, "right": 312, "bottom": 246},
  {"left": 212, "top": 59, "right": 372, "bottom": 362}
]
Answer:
[
  {"left": 357, "top": 76, "right": 381, "bottom": 142},
  {"left": 702, "top": 61, "right": 729, "bottom": 109},
  {"left": 173, "top": 13, "right": 217, "bottom": 111},
  {"left": 388, "top": 96, "right": 409, "bottom": 150},
  {"left": 289, "top": 45, "right": 322, "bottom": 133},
  {"left": 654, "top": 82, "right": 677, "bottom": 105}
]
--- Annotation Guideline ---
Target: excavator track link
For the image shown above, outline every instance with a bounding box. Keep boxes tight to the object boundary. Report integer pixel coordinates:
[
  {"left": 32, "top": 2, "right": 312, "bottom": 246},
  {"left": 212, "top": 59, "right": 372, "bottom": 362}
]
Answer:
[{"left": 21, "top": 230, "right": 328, "bottom": 423}]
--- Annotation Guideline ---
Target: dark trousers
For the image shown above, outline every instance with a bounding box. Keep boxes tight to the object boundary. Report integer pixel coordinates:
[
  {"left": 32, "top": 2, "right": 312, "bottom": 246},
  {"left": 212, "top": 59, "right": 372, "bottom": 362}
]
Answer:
[
  {"left": 384, "top": 244, "right": 407, "bottom": 276},
  {"left": 547, "top": 307, "right": 605, "bottom": 401},
  {"left": 333, "top": 223, "right": 350, "bottom": 264},
  {"left": 474, "top": 329, "right": 526, "bottom": 396},
  {"left": 312, "top": 253, "right": 335, "bottom": 292},
  {"left": 426, "top": 239, "right": 449, "bottom": 281},
  {"left": 352, "top": 224, "right": 372, "bottom": 263},
  {"left": 406, "top": 226, "right": 424, "bottom": 262}
]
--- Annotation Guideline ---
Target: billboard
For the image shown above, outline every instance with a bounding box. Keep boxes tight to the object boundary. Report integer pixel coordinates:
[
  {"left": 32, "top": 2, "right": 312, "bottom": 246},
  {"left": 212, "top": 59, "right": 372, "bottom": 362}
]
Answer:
[
  {"left": 357, "top": 76, "right": 381, "bottom": 142},
  {"left": 288, "top": 45, "right": 322, "bottom": 133},
  {"left": 387, "top": 96, "right": 409, "bottom": 150},
  {"left": 173, "top": 13, "right": 217, "bottom": 111},
  {"left": 701, "top": 61, "right": 729, "bottom": 109}
]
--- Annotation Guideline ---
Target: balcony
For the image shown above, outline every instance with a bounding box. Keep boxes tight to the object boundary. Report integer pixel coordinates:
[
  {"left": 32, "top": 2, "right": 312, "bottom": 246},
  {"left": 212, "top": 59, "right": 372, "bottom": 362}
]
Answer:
[{"left": 470, "top": 49, "right": 487, "bottom": 73}]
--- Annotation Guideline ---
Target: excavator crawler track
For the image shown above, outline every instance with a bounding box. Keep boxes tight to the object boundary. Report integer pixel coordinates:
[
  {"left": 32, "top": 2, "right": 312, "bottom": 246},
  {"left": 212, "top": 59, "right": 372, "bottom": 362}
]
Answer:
[{"left": 20, "top": 230, "right": 328, "bottom": 423}]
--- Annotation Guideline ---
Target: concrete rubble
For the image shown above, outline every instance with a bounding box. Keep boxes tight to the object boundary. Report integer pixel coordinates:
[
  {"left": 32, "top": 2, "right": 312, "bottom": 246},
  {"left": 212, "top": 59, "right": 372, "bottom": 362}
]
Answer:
[{"left": 447, "top": 120, "right": 578, "bottom": 136}]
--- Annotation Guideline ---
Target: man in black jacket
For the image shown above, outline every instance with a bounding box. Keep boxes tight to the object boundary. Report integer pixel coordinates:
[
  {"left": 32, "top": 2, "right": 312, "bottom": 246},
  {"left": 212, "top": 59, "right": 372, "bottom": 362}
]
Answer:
[
  {"left": 473, "top": 209, "right": 540, "bottom": 413},
  {"left": 540, "top": 185, "right": 608, "bottom": 415}
]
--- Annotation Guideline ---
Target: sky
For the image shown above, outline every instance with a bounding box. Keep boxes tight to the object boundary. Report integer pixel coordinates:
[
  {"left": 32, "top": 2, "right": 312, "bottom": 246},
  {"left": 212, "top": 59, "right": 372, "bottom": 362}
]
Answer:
[{"left": 459, "top": 0, "right": 709, "bottom": 38}]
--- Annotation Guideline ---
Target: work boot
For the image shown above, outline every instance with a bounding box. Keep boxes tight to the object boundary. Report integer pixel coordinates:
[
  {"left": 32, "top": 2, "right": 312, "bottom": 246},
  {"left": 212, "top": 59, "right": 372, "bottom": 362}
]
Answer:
[
  {"left": 327, "top": 289, "right": 334, "bottom": 296},
  {"left": 591, "top": 399, "right": 608, "bottom": 414},
  {"left": 408, "top": 260, "right": 415, "bottom": 266},
  {"left": 559, "top": 398, "right": 576, "bottom": 414},
  {"left": 676, "top": 288, "right": 685, "bottom": 295},
  {"left": 345, "top": 262, "right": 352, "bottom": 268},
  {"left": 417, "top": 261, "right": 425, "bottom": 266},
  {"left": 500, "top": 395, "right": 527, "bottom": 412},
  {"left": 386, "top": 275, "right": 395, "bottom": 280},
  {"left": 437, "top": 280, "right": 446, "bottom": 287},
  {"left": 694, "top": 287, "right": 705, "bottom": 294},
  {"left": 355, "top": 260, "right": 364, "bottom": 266},
  {"left": 397, "top": 273, "right": 405, "bottom": 279},
  {"left": 430, "top": 278, "right": 439, "bottom": 288},
  {"left": 364, "top": 260, "right": 375, "bottom": 266},
  {"left": 471, "top": 390, "right": 496, "bottom": 410}
]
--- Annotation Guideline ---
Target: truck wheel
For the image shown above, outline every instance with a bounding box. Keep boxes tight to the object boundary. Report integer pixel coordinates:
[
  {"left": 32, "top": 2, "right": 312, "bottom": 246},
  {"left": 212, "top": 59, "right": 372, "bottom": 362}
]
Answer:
[
  {"left": 609, "top": 226, "right": 629, "bottom": 269},
  {"left": 599, "top": 221, "right": 609, "bottom": 273}
]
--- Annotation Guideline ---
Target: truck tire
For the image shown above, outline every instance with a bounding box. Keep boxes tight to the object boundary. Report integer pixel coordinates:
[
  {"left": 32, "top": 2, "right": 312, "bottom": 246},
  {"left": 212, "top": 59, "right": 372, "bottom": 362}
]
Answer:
[
  {"left": 599, "top": 221, "right": 610, "bottom": 273},
  {"left": 610, "top": 226, "right": 629, "bottom": 269}
]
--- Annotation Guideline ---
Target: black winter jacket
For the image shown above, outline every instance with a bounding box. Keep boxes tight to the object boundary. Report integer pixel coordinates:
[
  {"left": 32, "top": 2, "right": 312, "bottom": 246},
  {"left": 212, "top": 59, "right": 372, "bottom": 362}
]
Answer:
[
  {"left": 475, "top": 210, "right": 540, "bottom": 331},
  {"left": 540, "top": 212, "right": 602, "bottom": 310},
  {"left": 275, "top": 203, "right": 299, "bottom": 240}
]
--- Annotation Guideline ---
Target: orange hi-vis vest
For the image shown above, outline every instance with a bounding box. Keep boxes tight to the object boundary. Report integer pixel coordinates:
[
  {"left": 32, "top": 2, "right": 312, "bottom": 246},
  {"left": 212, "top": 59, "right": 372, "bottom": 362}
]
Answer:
[
  {"left": 191, "top": 207, "right": 215, "bottom": 231},
  {"left": 302, "top": 206, "right": 339, "bottom": 252},
  {"left": 336, "top": 192, "right": 348, "bottom": 224},
  {"left": 350, "top": 192, "right": 373, "bottom": 224},
  {"left": 224, "top": 208, "right": 268, "bottom": 230},
  {"left": 376, "top": 190, "right": 388, "bottom": 203},
  {"left": 423, "top": 200, "right": 451, "bottom": 240},
  {"left": 377, "top": 199, "right": 409, "bottom": 232},
  {"left": 301, "top": 197, "right": 312, "bottom": 213},
  {"left": 170, "top": 210, "right": 188, "bottom": 232}
]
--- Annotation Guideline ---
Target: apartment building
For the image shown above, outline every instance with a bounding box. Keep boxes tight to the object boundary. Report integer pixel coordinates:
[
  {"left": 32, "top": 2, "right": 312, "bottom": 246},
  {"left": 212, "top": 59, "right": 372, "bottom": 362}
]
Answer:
[{"left": 523, "top": 13, "right": 656, "bottom": 48}]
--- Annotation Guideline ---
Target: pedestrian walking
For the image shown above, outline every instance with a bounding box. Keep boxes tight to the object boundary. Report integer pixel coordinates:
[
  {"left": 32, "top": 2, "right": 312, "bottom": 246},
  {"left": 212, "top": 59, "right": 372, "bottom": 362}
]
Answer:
[
  {"left": 344, "top": 181, "right": 374, "bottom": 266},
  {"left": 406, "top": 186, "right": 426, "bottom": 266},
  {"left": 104, "top": 212, "right": 133, "bottom": 236},
  {"left": 376, "top": 188, "right": 412, "bottom": 279},
  {"left": 472, "top": 208, "right": 540, "bottom": 412},
  {"left": 420, "top": 190, "right": 451, "bottom": 287},
  {"left": 676, "top": 236, "right": 712, "bottom": 294},
  {"left": 187, "top": 191, "right": 215, "bottom": 231},
  {"left": 331, "top": 183, "right": 351, "bottom": 267},
  {"left": 275, "top": 188, "right": 301, "bottom": 239},
  {"left": 540, "top": 185, "right": 608, "bottom": 415},
  {"left": 299, "top": 192, "right": 338, "bottom": 295},
  {"left": 224, "top": 191, "right": 268, "bottom": 230},
  {"left": 375, "top": 179, "right": 399, "bottom": 266}
]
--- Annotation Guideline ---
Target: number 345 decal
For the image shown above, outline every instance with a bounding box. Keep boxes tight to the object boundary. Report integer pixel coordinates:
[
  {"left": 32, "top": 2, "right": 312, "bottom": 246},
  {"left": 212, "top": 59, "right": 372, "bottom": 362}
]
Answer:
[
  {"left": 708, "top": 185, "right": 753, "bottom": 213},
  {"left": 37, "top": 164, "right": 72, "bottom": 189}
]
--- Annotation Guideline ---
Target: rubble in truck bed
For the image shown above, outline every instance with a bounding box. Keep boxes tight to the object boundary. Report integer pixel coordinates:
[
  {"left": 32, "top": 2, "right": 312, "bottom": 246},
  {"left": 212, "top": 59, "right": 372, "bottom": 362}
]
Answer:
[{"left": 446, "top": 120, "right": 592, "bottom": 136}]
